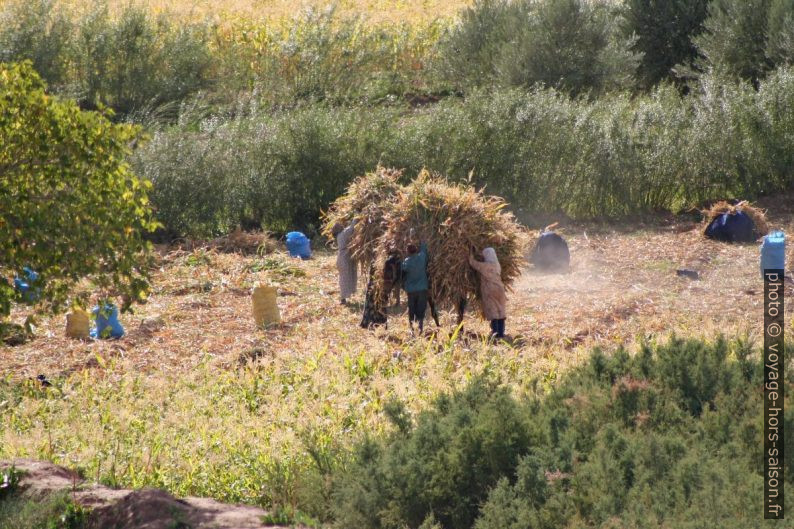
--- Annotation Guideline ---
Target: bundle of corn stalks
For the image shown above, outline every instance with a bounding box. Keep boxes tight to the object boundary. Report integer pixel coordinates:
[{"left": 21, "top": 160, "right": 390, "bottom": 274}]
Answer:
[
  {"left": 321, "top": 166, "right": 404, "bottom": 265},
  {"left": 212, "top": 228, "right": 278, "bottom": 255},
  {"left": 182, "top": 229, "right": 277, "bottom": 255},
  {"left": 373, "top": 169, "right": 527, "bottom": 310},
  {"left": 702, "top": 200, "right": 770, "bottom": 236}
]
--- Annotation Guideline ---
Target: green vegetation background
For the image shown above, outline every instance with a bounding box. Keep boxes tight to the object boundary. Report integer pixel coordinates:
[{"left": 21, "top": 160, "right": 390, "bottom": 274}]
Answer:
[
  {"left": 2, "top": 337, "right": 792, "bottom": 528},
  {"left": 3, "top": 0, "right": 794, "bottom": 237}
]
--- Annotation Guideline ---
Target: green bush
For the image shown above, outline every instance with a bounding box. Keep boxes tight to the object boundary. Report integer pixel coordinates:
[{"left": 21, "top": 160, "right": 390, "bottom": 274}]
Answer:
[
  {"left": 0, "top": 491, "right": 88, "bottom": 529},
  {"left": 0, "top": 467, "right": 21, "bottom": 501},
  {"left": 691, "top": 0, "right": 794, "bottom": 84},
  {"left": 0, "top": 62, "right": 156, "bottom": 315},
  {"left": 0, "top": 0, "right": 73, "bottom": 91},
  {"left": 767, "top": 0, "right": 794, "bottom": 66},
  {"left": 332, "top": 379, "right": 540, "bottom": 529},
  {"left": 332, "top": 337, "right": 794, "bottom": 529},
  {"left": 395, "top": 68, "right": 794, "bottom": 216},
  {"left": 694, "top": 0, "right": 773, "bottom": 84},
  {"left": 136, "top": 67, "right": 794, "bottom": 237},
  {"left": 0, "top": 1, "right": 215, "bottom": 119},
  {"left": 432, "top": 0, "right": 513, "bottom": 90},
  {"left": 134, "top": 103, "right": 396, "bottom": 237},
  {"left": 620, "top": 0, "right": 710, "bottom": 88},
  {"left": 436, "top": 0, "right": 639, "bottom": 96},
  {"left": 74, "top": 4, "right": 214, "bottom": 116}
]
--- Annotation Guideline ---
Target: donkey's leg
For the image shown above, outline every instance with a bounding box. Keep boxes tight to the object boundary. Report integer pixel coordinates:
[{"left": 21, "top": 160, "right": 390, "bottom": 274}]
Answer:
[
  {"left": 428, "top": 297, "right": 441, "bottom": 327},
  {"left": 455, "top": 297, "right": 467, "bottom": 326}
]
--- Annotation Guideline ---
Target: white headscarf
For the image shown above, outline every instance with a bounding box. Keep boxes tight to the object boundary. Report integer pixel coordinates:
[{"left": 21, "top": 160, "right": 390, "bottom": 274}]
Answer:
[{"left": 482, "top": 247, "right": 499, "bottom": 264}]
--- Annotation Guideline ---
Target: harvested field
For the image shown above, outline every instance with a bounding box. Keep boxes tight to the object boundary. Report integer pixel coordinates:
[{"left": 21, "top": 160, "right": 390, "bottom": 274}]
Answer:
[
  {"left": 2, "top": 204, "right": 793, "bottom": 507},
  {"left": 4, "top": 206, "right": 793, "bottom": 379}
]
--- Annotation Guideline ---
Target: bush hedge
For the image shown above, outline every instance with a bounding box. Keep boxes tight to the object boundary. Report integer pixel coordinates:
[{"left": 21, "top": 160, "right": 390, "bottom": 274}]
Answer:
[
  {"left": 332, "top": 337, "right": 794, "bottom": 529},
  {"left": 134, "top": 68, "right": 794, "bottom": 237}
]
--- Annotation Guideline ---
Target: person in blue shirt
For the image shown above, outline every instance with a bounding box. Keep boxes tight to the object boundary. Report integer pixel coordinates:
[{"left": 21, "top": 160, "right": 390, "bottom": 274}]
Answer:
[{"left": 401, "top": 242, "right": 429, "bottom": 334}]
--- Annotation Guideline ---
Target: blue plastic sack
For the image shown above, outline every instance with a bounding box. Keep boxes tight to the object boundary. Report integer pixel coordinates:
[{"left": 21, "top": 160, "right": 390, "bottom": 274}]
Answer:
[
  {"left": 704, "top": 211, "right": 756, "bottom": 243},
  {"left": 530, "top": 232, "right": 570, "bottom": 272},
  {"left": 285, "top": 231, "right": 312, "bottom": 260},
  {"left": 13, "top": 267, "right": 40, "bottom": 302},
  {"left": 91, "top": 304, "right": 125, "bottom": 339},
  {"left": 760, "top": 230, "right": 786, "bottom": 278}
]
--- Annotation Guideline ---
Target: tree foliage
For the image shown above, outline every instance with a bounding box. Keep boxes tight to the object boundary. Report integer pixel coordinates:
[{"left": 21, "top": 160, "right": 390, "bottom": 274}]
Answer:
[
  {"left": 694, "top": 0, "right": 773, "bottom": 83},
  {"left": 621, "top": 0, "right": 710, "bottom": 88},
  {"left": 438, "top": 0, "right": 640, "bottom": 96},
  {"left": 0, "top": 61, "right": 157, "bottom": 316},
  {"left": 767, "top": 0, "right": 794, "bottom": 66},
  {"left": 501, "top": 0, "right": 640, "bottom": 95},
  {"left": 74, "top": 3, "right": 214, "bottom": 116},
  {"left": 690, "top": 0, "right": 794, "bottom": 85},
  {"left": 0, "top": 0, "right": 72, "bottom": 92}
]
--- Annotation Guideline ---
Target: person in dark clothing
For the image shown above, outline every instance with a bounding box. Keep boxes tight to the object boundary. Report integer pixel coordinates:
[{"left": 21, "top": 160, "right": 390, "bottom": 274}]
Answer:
[
  {"left": 360, "top": 264, "right": 387, "bottom": 329},
  {"left": 401, "top": 242, "right": 429, "bottom": 334},
  {"left": 529, "top": 231, "right": 570, "bottom": 272}
]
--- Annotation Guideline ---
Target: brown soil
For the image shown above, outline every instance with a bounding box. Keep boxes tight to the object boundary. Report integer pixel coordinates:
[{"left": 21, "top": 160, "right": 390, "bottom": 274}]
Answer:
[
  {"left": 511, "top": 194, "right": 794, "bottom": 351},
  {"left": 1, "top": 459, "right": 278, "bottom": 529}
]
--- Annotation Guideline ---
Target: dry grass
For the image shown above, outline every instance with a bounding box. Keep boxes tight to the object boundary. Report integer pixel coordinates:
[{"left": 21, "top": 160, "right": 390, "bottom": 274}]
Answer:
[
  {"left": 374, "top": 170, "right": 527, "bottom": 308},
  {"left": 61, "top": 0, "right": 470, "bottom": 24},
  {"left": 179, "top": 228, "right": 278, "bottom": 255},
  {"left": 323, "top": 167, "right": 527, "bottom": 308},
  {"left": 1, "top": 204, "right": 793, "bottom": 509},
  {"left": 321, "top": 166, "right": 404, "bottom": 266}
]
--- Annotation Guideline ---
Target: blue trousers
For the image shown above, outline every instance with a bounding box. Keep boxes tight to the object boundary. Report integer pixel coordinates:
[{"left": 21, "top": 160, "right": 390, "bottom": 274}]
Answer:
[
  {"left": 407, "top": 290, "right": 428, "bottom": 328},
  {"left": 490, "top": 319, "right": 505, "bottom": 338}
]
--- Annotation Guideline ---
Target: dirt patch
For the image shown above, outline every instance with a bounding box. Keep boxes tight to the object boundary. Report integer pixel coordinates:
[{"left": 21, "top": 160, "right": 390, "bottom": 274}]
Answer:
[
  {"left": 512, "top": 213, "right": 794, "bottom": 353},
  {"left": 1, "top": 459, "right": 277, "bottom": 529},
  {"left": 88, "top": 489, "right": 192, "bottom": 529}
]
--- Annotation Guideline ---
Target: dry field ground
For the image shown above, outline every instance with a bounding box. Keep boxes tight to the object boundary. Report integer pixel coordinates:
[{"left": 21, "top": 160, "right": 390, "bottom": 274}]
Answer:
[
  {"left": 6, "top": 198, "right": 794, "bottom": 381},
  {"left": 2, "top": 198, "right": 793, "bottom": 505}
]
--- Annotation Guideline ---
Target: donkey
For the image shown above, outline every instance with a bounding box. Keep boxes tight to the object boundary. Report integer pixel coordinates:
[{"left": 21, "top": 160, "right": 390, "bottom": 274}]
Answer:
[{"left": 378, "top": 254, "right": 468, "bottom": 328}]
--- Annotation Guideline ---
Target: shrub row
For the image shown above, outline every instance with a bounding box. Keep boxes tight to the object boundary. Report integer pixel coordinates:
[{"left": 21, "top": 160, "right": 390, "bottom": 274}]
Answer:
[
  {"left": 331, "top": 337, "right": 794, "bottom": 528},
  {"left": 0, "top": 0, "right": 214, "bottom": 117},
  {"left": 0, "top": 0, "right": 444, "bottom": 118},
  {"left": 5, "top": 0, "right": 794, "bottom": 121},
  {"left": 134, "top": 68, "right": 794, "bottom": 237}
]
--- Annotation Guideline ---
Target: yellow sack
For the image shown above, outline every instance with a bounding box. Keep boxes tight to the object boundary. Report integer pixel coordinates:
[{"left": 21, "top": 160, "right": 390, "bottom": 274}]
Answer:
[
  {"left": 252, "top": 284, "right": 280, "bottom": 327},
  {"left": 65, "top": 307, "right": 90, "bottom": 339}
]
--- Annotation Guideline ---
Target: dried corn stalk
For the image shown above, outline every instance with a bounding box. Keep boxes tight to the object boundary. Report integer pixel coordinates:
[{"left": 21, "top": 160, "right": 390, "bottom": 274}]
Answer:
[
  {"left": 373, "top": 169, "right": 527, "bottom": 309},
  {"left": 321, "top": 166, "right": 404, "bottom": 266}
]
